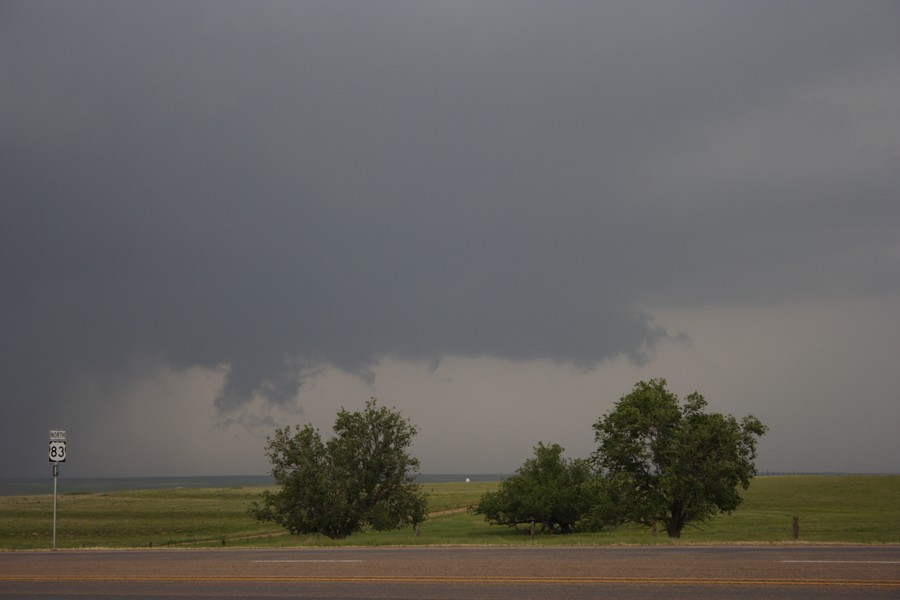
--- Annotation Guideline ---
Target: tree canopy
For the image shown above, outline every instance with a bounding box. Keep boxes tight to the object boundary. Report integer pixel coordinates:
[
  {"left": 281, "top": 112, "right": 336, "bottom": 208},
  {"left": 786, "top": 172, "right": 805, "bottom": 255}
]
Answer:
[
  {"left": 592, "top": 378, "right": 767, "bottom": 538},
  {"left": 249, "top": 398, "right": 427, "bottom": 539},
  {"left": 476, "top": 442, "right": 597, "bottom": 533}
]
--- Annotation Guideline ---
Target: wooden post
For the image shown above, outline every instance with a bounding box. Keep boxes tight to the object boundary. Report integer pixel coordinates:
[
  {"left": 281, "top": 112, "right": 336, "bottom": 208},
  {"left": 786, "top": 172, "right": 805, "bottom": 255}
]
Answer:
[
  {"left": 651, "top": 519, "right": 657, "bottom": 538},
  {"left": 792, "top": 516, "right": 799, "bottom": 541}
]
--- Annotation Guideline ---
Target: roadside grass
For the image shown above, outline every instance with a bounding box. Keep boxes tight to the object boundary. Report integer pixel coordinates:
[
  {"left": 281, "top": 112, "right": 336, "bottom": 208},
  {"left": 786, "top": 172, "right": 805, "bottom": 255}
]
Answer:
[
  {"left": 1, "top": 476, "right": 896, "bottom": 550},
  {"left": 0, "top": 487, "right": 284, "bottom": 550}
]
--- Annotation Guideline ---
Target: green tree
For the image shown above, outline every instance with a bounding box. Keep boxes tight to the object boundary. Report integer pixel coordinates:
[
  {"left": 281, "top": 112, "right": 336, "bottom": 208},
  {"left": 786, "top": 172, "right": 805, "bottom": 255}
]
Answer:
[
  {"left": 592, "top": 379, "right": 767, "bottom": 538},
  {"left": 476, "top": 442, "right": 597, "bottom": 533},
  {"left": 249, "top": 398, "right": 427, "bottom": 539}
]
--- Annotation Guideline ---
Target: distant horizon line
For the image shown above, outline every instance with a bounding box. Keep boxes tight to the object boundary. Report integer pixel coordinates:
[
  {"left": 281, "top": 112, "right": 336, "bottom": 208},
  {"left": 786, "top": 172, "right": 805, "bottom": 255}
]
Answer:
[
  {"left": 3, "top": 470, "right": 898, "bottom": 481},
  {"left": 2, "top": 471, "right": 897, "bottom": 497}
]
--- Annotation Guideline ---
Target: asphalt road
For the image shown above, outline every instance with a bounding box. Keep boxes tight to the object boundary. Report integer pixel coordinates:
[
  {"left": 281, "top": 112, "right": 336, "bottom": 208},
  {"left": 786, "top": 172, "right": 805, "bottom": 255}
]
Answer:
[{"left": 1, "top": 545, "right": 898, "bottom": 599}]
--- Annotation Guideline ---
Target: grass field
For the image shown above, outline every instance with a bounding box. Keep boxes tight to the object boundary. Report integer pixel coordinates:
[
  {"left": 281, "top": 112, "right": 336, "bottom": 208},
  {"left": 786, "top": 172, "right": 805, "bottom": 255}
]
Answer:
[{"left": 0, "top": 476, "right": 897, "bottom": 550}]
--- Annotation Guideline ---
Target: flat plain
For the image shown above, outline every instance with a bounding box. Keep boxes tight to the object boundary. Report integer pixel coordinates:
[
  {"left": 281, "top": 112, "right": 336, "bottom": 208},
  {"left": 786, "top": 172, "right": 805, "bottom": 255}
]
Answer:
[{"left": 0, "top": 475, "right": 897, "bottom": 550}]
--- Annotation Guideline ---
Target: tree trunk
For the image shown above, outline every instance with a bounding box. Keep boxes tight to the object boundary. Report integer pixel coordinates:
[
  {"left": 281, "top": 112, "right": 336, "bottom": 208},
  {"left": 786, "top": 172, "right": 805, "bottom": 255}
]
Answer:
[{"left": 667, "top": 504, "right": 686, "bottom": 538}]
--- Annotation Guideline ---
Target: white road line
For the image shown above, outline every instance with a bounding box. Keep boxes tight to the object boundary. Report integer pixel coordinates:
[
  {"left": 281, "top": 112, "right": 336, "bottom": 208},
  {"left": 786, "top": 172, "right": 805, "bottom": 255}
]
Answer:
[
  {"left": 251, "top": 559, "right": 364, "bottom": 563},
  {"left": 780, "top": 560, "right": 900, "bottom": 564}
]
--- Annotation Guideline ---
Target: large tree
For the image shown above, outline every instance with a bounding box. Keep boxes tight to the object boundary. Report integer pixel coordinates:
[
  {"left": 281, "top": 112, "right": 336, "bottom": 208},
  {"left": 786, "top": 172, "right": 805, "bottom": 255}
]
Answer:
[
  {"left": 476, "top": 442, "right": 597, "bottom": 533},
  {"left": 249, "top": 398, "right": 427, "bottom": 539},
  {"left": 592, "top": 379, "right": 767, "bottom": 538}
]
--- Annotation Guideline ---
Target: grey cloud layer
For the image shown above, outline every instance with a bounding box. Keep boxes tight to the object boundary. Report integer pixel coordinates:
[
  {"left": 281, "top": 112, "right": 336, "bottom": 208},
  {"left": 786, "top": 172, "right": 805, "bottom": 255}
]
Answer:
[{"left": 2, "top": 2, "right": 898, "bottom": 456}]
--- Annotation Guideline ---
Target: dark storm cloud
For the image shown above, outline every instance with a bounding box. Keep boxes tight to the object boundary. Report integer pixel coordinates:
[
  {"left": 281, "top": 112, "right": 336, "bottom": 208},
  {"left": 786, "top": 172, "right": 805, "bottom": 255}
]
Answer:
[{"left": 2, "top": 1, "right": 898, "bottom": 473}]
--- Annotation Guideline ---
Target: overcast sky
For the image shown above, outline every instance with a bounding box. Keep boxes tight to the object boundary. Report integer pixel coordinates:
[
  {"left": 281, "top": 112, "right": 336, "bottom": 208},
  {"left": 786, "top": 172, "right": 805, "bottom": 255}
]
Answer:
[{"left": 2, "top": 1, "right": 898, "bottom": 478}]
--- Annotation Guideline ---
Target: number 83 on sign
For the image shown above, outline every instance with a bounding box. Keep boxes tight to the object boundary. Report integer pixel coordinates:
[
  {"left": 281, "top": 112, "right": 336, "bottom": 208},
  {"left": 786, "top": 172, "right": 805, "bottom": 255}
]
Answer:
[{"left": 49, "top": 441, "right": 67, "bottom": 463}]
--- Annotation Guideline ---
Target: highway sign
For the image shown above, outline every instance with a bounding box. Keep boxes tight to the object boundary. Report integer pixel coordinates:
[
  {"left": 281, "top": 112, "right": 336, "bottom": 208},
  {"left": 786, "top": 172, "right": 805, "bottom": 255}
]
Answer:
[
  {"left": 50, "top": 430, "right": 66, "bottom": 441},
  {"left": 49, "top": 441, "right": 67, "bottom": 463}
]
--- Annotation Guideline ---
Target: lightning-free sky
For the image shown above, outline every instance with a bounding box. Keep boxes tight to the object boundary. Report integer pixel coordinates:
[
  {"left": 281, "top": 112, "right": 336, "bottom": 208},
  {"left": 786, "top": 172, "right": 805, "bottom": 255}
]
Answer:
[{"left": 2, "top": 1, "right": 898, "bottom": 478}]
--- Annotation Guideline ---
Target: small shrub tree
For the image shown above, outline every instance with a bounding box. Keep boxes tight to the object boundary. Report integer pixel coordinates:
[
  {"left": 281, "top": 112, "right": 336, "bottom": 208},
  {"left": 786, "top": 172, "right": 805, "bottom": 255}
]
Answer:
[
  {"left": 249, "top": 398, "right": 427, "bottom": 539},
  {"left": 476, "top": 442, "right": 596, "bottom": 533}
]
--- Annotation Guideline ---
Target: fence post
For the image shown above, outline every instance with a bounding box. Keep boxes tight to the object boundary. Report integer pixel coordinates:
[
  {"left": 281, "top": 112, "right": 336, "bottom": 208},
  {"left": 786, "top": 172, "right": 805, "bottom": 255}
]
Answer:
[{"left": 792, "top": 516, "right": 800, "bottom": 541}]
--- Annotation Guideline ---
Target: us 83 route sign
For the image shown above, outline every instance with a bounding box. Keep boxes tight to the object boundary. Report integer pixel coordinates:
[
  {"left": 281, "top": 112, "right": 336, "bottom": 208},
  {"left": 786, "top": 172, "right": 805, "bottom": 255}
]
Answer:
[{"left": 49, "top": 441, "right": 67, "bottom": 463}]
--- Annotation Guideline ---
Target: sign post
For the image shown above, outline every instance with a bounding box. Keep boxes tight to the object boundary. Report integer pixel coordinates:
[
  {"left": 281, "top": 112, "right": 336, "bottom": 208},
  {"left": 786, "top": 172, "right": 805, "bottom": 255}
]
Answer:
[{"left": 49, "top": 430, "right": 66, "bottom": 550}]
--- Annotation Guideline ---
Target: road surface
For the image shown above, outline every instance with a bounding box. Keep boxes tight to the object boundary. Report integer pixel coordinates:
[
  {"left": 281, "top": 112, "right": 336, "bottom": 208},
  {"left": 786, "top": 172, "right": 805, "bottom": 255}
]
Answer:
[{"left": 1, "top": 545, "right": 898, "bottom": 599}]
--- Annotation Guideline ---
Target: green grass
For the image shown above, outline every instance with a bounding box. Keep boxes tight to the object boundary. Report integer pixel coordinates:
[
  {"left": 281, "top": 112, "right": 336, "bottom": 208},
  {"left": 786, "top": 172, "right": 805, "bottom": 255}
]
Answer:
[
  {"left": 0, "top": 487, "right": 284, "bottom": 550},
  {"left": 1, "top": 476, "right": 897, "bottom": 550},
  {"left": 702, "top": 475, "right": 900, "bottom": 544},
  {"left": 421, "top": 481, "right": 496, "bottom": 513}
]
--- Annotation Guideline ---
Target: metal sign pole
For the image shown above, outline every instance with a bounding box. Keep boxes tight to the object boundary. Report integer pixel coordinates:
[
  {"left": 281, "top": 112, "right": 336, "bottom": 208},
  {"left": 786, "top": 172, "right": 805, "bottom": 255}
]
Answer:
[
  {"left": 52, "top": 464, "right": 58, "bottom": 550},
  {"left": 49, "top": 430, "right": 65, "bottom": 551}
]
